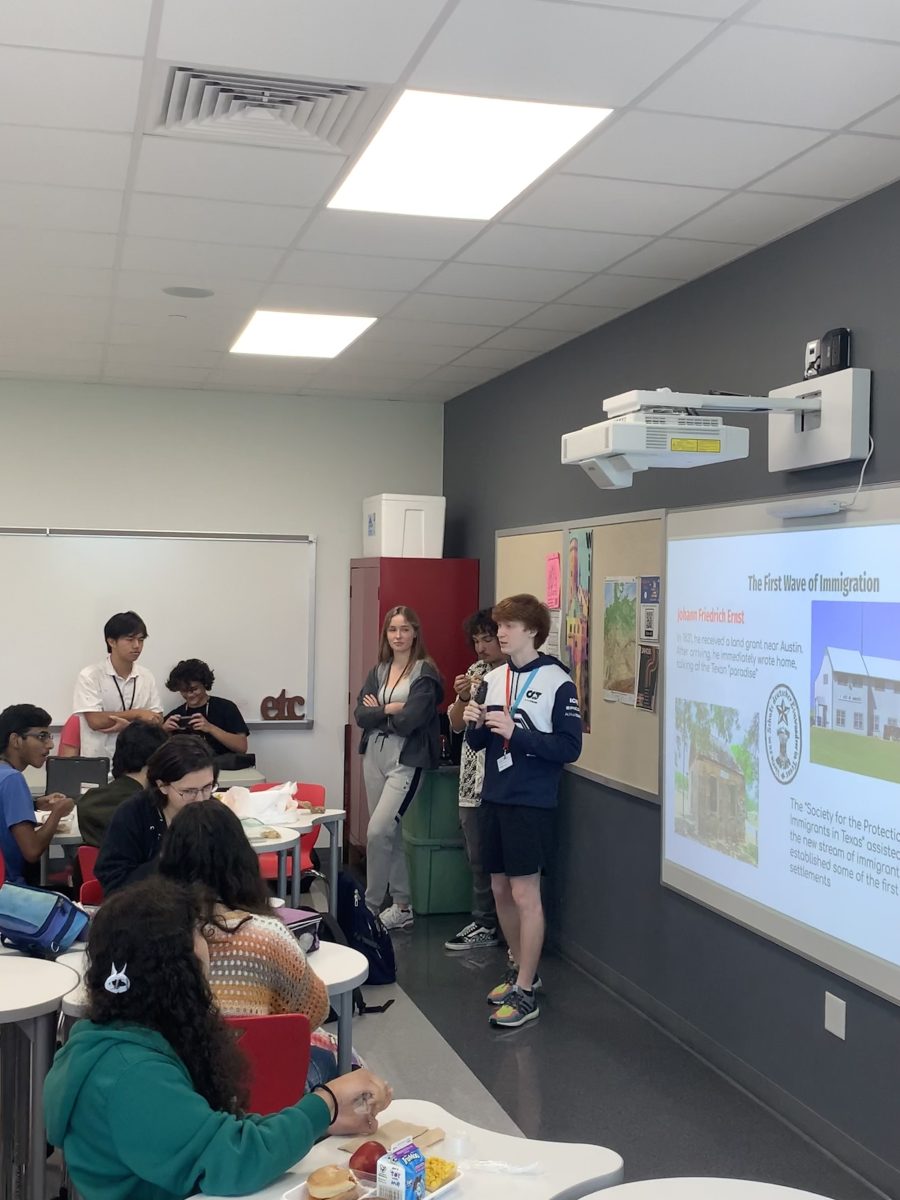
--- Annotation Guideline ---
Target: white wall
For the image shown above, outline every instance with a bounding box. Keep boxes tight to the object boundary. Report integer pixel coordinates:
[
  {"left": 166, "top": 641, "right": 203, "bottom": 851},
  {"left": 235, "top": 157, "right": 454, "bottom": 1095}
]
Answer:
[{"left": 0, "top": 380, "right": 444, "bottom": 803}]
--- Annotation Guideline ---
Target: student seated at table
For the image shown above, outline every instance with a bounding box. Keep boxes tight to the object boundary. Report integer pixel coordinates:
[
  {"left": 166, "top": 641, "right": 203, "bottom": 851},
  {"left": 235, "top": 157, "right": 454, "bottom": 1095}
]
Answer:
[
  {"left": 44, "top": 877, "right": 392, "bottom": 1200},
  {"left": 159, "top": 801, "right": 342, "bottom": 1088},
  {"left": 56, "top": 713, "right": 81, "bottom": 758},
  {"left": 96, "top": 735, "right": 215, "bottom": 895},
  {"left": 77, "top": 720, "right": 169, "bottom": 849},
  {"left": 0, "top": 704, "right": 74, "bottom": 885},
  {"left": 163, "top": 659, "right": 249, "bottom": 757}
]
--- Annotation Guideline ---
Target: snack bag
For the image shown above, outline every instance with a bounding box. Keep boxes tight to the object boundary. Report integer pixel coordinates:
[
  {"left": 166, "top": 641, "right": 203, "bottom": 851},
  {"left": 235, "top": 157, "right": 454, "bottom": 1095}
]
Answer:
[{"left": 376, "top": 1142, "right": 425, "bottom": 1200}]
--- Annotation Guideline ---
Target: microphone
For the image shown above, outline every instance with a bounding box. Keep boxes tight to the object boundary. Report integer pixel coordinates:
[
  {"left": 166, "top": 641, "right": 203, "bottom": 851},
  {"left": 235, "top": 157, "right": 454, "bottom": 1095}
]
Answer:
[{"left": 466, "top": 678, "right": 488, "bottom": 733}]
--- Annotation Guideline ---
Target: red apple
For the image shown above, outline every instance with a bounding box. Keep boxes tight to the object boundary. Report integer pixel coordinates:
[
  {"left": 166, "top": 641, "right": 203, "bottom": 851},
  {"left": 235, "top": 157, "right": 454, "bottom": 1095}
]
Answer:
[{"left": 348, "top": 1141, "right": 385, "bottom": 1175}]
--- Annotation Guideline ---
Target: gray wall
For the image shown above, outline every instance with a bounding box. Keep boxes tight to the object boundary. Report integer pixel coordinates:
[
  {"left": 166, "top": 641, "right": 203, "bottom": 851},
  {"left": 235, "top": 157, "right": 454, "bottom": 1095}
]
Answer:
[{"left": 443, "top": 179, "right": 900, "bottom": 1195}]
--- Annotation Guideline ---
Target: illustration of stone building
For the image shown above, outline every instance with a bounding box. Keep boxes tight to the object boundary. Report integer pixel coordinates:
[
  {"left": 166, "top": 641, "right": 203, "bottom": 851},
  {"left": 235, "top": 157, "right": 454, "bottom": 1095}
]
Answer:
[{"left": 687, "top": 740, "right": 747, "bottom": 848}]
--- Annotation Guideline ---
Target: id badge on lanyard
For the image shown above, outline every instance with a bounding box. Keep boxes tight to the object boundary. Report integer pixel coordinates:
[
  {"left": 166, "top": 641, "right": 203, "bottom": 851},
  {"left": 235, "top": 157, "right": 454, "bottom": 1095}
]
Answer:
[{"left": 500, "top": 665, "right": 539, "bottom": 769}]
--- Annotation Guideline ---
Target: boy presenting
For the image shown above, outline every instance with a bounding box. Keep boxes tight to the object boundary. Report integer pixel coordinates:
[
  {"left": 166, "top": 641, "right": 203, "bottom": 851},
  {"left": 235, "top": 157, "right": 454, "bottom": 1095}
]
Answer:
[
  {"left": 445, "top": 609, "right": 506, "bottom": 950},
  {"left": 464, "top": 594, "right": 582, "bottom": 1027}
]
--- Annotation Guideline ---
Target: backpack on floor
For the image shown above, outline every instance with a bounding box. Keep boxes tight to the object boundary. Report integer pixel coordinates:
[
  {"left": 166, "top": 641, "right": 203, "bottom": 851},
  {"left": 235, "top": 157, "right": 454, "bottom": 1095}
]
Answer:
[
  {"left": 0, "top": 881, "right": 88, "bottom": 959},
  {"left": 317, "top": 873, "right": 396, "bottom": 1017}
]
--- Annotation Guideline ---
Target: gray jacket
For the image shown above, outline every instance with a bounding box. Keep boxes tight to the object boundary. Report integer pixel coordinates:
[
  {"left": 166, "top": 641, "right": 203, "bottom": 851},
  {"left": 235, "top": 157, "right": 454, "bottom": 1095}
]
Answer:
[{"left": 354, "top": 660, "right": 444, "bottom": 769}]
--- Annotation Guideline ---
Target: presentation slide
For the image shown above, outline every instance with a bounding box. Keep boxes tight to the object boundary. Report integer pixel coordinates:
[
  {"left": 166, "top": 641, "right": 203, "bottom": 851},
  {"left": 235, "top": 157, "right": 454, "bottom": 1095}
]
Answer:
[{"left": 664, "top": 516, "right": 900, "bottom": 1001}]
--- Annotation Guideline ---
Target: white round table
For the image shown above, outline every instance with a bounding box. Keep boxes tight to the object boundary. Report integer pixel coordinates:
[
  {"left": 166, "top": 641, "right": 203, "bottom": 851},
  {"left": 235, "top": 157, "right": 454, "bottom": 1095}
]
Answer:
[
  {"left": 0, "top": 956, "right": 80, "bottom": 1200},
  {"left": 247, "top": 827, "right": 300, "bottom": 903},
  {"left": 275, "top": 808, "right": 346, "bottom": 915},
  {"left": 307, "top": 942, "right": 368, "bottom": 1075},
  {"left": 586, "top": 1181, "right": 832, "bottom": 1199}
]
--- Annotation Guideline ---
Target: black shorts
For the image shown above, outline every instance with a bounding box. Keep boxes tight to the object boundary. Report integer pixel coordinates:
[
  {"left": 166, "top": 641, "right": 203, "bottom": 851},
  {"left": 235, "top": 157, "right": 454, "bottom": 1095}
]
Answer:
[{"left": 479, "top": 801, "right": 556, "bottom": 878}]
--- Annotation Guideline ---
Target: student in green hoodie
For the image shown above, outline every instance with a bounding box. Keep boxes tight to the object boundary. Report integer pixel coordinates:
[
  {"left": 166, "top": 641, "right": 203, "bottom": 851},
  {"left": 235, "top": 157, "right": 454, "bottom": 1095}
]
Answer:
[{"left": 45, "top": 878, "right": 392, "bottom": 1200}]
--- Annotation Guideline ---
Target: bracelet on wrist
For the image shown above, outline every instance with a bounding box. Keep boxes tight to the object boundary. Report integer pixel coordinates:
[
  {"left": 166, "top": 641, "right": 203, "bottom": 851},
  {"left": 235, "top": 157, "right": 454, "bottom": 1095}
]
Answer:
[{"left": 316, "top": 1084, "right": 339, "bottom": 1125}]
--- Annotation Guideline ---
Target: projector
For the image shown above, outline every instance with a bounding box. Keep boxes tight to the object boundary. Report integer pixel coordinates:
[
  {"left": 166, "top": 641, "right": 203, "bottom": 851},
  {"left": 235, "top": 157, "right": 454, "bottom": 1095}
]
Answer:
[{"left": 561, "top": 411, "right": 749, "bottom": 489}]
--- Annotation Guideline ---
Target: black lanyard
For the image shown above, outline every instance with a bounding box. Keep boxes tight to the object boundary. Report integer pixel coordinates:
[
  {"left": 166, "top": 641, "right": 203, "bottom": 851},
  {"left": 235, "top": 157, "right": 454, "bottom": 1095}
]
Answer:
[{"left": 112, "top": 676, "right": 137, "bottom": 712}]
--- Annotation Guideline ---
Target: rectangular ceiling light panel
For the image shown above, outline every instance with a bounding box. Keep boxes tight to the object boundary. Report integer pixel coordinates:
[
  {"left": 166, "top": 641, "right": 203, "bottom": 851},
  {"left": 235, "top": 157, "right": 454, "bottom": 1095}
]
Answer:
[
  {"left": 230, "top": 310, "right": 376, "bottom": 357},
  {"left": 329, "top": 89, "right": 612, "bottom": 220}
]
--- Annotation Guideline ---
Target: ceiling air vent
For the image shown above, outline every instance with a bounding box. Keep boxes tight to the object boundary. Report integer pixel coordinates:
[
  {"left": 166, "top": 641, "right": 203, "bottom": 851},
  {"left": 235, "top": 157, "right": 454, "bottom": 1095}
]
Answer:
[{"left": 154, "top": 65, "right": 388, "bottom": 153}]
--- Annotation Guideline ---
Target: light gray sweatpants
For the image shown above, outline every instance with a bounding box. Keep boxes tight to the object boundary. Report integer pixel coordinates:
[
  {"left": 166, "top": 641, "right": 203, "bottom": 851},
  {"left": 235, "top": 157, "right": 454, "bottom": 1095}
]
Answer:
[{"left": 363, "top": 732, "right": 422, "bottom": 912}]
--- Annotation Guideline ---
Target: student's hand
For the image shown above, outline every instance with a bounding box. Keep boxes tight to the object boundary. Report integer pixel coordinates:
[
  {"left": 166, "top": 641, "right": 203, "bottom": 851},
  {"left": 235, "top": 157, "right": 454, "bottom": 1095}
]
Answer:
[
  {"left": 383, "top": 702, "right": 405, "bottom": 716},
  {"left": 47, "top": 794, "right": 75, "bottom": 818},
  {"left": 133, "top": 709, "right": 162, "bottom": 724},
  {"left": 361, "top": 694, "right": 380, "bottom": 708},
  {"left": 486, "top": 709, "right": 515, "bottom": 740},
  {"left": 462, "top": 700, "right": 485, "bottom": 728},
  {"left": 453, "top": 674, "right": 472, "bottom": 701},
  {"left": 98, "top": 714, "right": 130, "bottom": 734},
  {"left": 162, "top": 715, "right": 181, "bottom": 733},
  {"left": 316, "top": 1071, "right": 393, "bottom": 1135},
  {"left": 35, "top": 792, "right": 69, "bottom": 812},
  {"left": 186, "top": 712, "right": 211, "bottom": 733}
]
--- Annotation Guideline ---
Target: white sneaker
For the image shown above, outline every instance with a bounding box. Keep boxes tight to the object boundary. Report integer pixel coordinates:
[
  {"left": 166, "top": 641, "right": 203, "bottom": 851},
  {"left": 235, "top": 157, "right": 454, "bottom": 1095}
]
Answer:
[{"left": 380, "top": 903, "right": 414, "bottom": 931}]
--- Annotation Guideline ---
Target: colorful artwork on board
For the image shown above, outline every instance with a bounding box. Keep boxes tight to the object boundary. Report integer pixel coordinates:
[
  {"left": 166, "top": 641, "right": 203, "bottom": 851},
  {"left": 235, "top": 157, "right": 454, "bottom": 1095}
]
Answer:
[{"left": 565, "top": 529, "right": 592, "bottom": 732}]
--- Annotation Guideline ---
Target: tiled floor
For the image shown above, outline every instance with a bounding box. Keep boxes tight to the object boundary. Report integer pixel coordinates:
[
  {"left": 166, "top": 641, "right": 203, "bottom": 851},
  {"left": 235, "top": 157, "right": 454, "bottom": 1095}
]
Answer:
[{"left": 374, "top": 913, "right": 884, "bottom": 1200}]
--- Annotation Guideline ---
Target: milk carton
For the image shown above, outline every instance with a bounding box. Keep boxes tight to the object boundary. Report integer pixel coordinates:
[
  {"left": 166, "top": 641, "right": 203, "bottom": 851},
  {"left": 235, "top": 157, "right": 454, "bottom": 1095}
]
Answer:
[{"left": 376, "top": 1142, "right": 425, "bottom": 1200}]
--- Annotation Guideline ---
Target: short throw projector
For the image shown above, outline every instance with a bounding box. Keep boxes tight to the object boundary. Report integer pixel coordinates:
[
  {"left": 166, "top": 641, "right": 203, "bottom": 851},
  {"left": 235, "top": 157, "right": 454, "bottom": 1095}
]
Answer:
[{"left": 561, "top": 411, "right": 749, "bottom": 489}]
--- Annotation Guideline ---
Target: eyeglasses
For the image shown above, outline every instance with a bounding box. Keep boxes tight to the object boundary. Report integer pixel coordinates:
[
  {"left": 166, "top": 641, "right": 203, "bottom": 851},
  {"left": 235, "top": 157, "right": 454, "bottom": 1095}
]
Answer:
[
  {"left": 167, "top": 782, "right": 217, "bottom": 802},
  {"left": 24, "top": 731, "right": 53, "bottom": 744}
]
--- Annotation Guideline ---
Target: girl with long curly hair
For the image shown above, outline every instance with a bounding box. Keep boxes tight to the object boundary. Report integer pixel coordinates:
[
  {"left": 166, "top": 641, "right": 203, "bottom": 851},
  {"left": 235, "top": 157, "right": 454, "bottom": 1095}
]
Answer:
[{"left": 44, "top": 877, "right": 391, "bottom": 1200}]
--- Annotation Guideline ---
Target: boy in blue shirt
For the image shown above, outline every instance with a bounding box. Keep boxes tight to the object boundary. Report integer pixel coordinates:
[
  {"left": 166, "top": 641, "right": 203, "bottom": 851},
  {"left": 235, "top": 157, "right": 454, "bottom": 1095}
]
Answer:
[{"left": 0, "top": 704, "right": 74, "bottom": 884}]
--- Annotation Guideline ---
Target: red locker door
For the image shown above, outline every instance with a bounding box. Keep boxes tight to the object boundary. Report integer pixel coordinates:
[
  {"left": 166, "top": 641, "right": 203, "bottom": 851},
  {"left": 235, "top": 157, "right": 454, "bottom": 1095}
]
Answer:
[{"left": 348, "top": 561, "right": 381, "bottom": 848}]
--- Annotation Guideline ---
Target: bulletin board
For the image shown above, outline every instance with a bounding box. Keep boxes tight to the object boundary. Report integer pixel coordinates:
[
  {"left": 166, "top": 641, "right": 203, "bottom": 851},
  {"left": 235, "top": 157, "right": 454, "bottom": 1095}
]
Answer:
[{"left": 496, "top": 510, "right": 664, "bottom": 802}]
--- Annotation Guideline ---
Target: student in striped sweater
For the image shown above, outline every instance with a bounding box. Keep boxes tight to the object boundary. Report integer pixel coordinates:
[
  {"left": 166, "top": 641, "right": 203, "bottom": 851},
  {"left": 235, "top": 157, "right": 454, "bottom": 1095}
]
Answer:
[{"left": 158, "top": 800, "right": 338, "bottom": 1087}]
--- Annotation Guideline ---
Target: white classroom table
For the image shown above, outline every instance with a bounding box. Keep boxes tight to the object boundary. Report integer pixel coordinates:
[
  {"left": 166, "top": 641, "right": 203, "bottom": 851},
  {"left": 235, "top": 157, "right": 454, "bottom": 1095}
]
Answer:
[
  {"left": 198, "top": 1097, "right": 624, "bottom": 1200},
  {"left": 0, "top": 956, "right": 80, "bottom": 1200},
  {"left": 589, "top": 1182, "right": 832, "bottom": 1200},
  {"left": 247, "top": 826, "right": 300, "bottom": 904},
  {"left": 277, "top": 807, "right": 346, "bottom": 915}
]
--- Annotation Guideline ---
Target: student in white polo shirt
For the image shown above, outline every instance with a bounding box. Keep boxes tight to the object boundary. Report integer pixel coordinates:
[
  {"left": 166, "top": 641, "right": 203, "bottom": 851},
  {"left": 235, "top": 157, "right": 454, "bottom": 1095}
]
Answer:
[{"left": 73, "top": 611, "right": 163, "bottom": 761}]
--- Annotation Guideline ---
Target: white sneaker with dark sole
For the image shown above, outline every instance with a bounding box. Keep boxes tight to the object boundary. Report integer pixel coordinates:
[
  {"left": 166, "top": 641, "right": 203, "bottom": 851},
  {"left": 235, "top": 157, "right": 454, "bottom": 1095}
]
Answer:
[
  {"left": 380, "top": 904, "right": 414, "bottom": 931},
  {"left": 445, "top": 922, "right": 500, "bottom": 950}
]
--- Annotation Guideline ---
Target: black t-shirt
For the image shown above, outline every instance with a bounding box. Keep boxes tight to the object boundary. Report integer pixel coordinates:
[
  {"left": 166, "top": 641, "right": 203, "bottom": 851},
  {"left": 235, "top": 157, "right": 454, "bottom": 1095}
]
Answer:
[{"left": 165, "top": 695, "right": 249, "bottom": 756}]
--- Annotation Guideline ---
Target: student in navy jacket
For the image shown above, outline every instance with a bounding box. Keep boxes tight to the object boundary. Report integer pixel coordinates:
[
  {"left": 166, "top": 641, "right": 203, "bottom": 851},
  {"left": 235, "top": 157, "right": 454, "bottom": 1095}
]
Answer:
[{"left": 465, "top": 594, "right": 582, "bottom": 1029}]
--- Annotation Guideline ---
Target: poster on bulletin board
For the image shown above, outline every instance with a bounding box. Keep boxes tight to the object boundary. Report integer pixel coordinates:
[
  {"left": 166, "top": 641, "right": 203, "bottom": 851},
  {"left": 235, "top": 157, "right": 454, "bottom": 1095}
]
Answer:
[{"left": 565, "top": 529, "right": 592, "bottom": 732}]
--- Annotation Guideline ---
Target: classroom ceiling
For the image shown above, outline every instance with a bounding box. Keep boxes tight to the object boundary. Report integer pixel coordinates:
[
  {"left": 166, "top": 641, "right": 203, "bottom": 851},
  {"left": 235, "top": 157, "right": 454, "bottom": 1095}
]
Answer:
[{"left": 2, "top": 0, "right": 900, "bottom": 402}]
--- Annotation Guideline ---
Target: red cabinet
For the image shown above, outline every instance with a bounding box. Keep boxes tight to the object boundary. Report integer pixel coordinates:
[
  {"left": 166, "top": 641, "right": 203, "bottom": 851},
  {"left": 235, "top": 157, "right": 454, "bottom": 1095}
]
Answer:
[{"left": 346, "top": 557, "right": 479, "bottom": 848}]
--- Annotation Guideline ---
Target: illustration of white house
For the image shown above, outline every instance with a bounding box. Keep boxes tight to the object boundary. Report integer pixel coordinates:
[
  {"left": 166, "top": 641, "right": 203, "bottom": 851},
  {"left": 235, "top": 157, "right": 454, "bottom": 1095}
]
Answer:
[{"left": 813, "top": 647, "right": 900, "bottom": 738}]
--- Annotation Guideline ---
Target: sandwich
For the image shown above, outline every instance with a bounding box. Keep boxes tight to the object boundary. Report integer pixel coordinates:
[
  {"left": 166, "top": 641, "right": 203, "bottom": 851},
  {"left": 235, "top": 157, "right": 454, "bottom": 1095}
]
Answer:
[{"left": 306, "top": 1165, "right": 360, "bottom": 1200}]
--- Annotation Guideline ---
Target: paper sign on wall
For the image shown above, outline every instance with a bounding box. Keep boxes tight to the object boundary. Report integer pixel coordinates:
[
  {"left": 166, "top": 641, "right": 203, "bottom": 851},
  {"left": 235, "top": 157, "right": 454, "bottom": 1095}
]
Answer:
[{"left": 545, "top": 553, "right": 561, "bottom": 609}]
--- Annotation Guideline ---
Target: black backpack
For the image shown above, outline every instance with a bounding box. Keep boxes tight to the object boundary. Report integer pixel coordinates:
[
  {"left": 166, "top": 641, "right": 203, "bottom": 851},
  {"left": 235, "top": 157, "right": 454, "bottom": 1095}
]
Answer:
[{"left": 318, "top": 872, "right": 396, "bottom": 1017}]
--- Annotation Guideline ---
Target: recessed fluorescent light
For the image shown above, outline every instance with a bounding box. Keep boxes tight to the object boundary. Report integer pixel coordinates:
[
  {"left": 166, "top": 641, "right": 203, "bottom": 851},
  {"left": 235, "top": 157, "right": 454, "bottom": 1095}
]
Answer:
[
  {"left": 328, "top": 89, "right": 612, "bottom": 221},
  {"left": 230, "top": 310, "right": 377, "bottom": 358}
]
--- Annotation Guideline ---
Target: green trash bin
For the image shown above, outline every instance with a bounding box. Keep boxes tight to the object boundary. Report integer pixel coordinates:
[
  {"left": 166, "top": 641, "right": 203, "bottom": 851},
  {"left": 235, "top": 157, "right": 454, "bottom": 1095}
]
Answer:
[
  {"left": 403, "top": 831, "right": 472, "bottom": 915},
  {"left": 402, "top": 767, "right": 461, "bottom": 841}
]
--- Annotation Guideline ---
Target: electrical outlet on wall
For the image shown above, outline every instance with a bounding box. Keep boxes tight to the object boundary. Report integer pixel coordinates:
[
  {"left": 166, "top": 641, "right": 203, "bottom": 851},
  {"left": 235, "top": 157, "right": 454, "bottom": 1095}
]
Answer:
[{"left": 824, "top": 991, "right": 846, "bottom": 1040}]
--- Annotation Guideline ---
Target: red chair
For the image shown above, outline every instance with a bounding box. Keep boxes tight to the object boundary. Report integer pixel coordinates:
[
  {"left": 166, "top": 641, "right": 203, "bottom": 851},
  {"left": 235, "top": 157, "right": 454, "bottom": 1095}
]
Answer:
[
  {"left": 77, "top": 845, "right": 99, "bottom": 883},
  {"left": 250, "top": 783, "right": 325, "bottom": 882},
  {"left": 225, "top": 1013, "right": 311, "bottom": 1114},
  {"left": 79, "top": 878, "right": 104, "bottom": 905}
]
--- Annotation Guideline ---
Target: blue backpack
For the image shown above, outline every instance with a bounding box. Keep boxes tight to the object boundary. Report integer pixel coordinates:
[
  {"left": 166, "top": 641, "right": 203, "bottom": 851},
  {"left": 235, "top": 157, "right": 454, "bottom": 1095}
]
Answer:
[{"left": 0, "top": 882, "right": 88, "bottom": 959}]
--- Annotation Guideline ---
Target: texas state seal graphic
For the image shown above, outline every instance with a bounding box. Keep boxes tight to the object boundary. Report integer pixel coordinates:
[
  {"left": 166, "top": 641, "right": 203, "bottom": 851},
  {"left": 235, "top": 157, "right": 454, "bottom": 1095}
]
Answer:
[{"left": 765, "top": 683, "right": 802, "bottom": 784}]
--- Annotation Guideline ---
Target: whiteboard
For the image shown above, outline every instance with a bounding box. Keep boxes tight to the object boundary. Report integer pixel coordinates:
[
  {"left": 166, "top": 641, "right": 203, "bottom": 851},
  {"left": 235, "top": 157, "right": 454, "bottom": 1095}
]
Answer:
[{"left": 0, "top": 528, "right": 316, "bottom": 729}]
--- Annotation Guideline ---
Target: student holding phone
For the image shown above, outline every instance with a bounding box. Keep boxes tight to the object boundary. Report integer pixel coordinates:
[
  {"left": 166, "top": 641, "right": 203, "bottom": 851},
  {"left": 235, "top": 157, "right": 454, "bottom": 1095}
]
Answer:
[{"left": 163, "top": 659, "right": 249, "bottom": 757}]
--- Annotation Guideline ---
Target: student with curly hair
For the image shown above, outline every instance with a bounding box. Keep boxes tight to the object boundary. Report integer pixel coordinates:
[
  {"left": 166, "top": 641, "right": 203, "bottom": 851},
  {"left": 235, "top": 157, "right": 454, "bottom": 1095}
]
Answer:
[
  {"left": 44, "top": 877, "right": 392, "bottom": 1200},
  {"left": 163, "top": 658, "right": 249, "bottom": 757}
]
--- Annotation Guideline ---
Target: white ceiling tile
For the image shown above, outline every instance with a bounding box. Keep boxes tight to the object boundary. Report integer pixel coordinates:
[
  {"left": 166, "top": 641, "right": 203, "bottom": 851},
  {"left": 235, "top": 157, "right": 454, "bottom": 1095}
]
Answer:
[
  {"left": 0, "top": 182, "right": 122, "bottom": 234},
  {"left": 451, "top": 347, "right": 537, "bottom": 370},
  {"left": 210, "top": 360, "right": 321, "bottom": 380},
  {"left": 0, "top": 294, "right": 112, "bottom": 323},
  {"left": 360, "top": 319, "right": 500, "bottom": 348},
  {"left": 388, "top": 293, "right": 541, "bottom": 325},
  {"left": 421, "top": 262, "right": 590, "bottom": 302},
  {"left": 298, "top": 211, "right": 484, "bottom": 260},
  {"left": 0, "top": 0, "right": 153, "bottom": 55},
  {"left": 507, "top": 175, "right": 727, "bottom": 235},
  {"left": 135, "top": 138, "right": 345, "bottom": 208},
  {"left": 743, "top": 0, "right": 900, "bottom": 41},
  {"left": 481, "top": 327, "right": 577, "bottom": 353},
  {"left": 120, "top": 237, "right": 283, "bottom": 281},
  {"left": 0, "top": 228, "right": 117, "bottom": 269},
  {"left": 127, "top": 194, "right": 309, "bottom": 248},
  {"left": 339, "top": 340, "right": 465, "bottom": 366},
  {"left": 854, "top": 98, "right": 900, "bottom": 136},
  {"left": 0, "top": 364, "right": 100, "bottom": 381},
  {"left": 608, "top": 238, "right": 752, "bottom": 279},
  {"left": 423, "top": 364, "right": 504, "bottom": 385},
  {"left": 458, "top": 225, "right": 650, "bottom": 272},
  {"left": 567, "top": 112, "right": 828, "bottom": 189},
  {"left": 516, "top": 304, "right": 625, "bottom": 332},
  {"left": 258, "top": 283, "right": 404, "bottom": 316},
  {"left": 0, "top": 46, "right": 142, "bottom": 131},
  {"left": 314, "top": 363, "right": 432, "bottom": 384},
  {"left": 0, "top": 340, "right": 103, "bottom": 365},
  {"left": 0, "top": 128, "right": 131, "bottom": 190},
  {"left": 109, "top": 321, "right": 236, "bottom": 352},
  {"left": 102, "top": 367, "right": 211, "bottom": 388},
  {"left": 643, "top": 26, "right": 900, "bottom": 127},
  {"left": 562, "top": 0, "right": 743, "bottom": 12},
  {"left": 749, "top": 134, "right": 900, "bottom": 200},
  {"left": 674, "top": 193, "right": 840, "bottom": 243},
  {"left": 105, "top": 344, "right": 224, "bottom": 370},
  {"left": 397, "top": 380, "right": 466, "bottom": 400},
  {"left": 561, "top": 274, "right": 680, "bottom": 307},
  {"left": 410, "top": 0, "right": 715, "bottom": 105},
  {"left": 276, "top": 251, "right": 442, "bottom": 291},
  {"left": 110, "top": 298, "right": 249, "bottom": 341},
  {"left": 157, "top": 0, "right": 447, "bottom": 82},
  {"left": 114, "top": 270, "right": 263, "bottom": 307},
  {"left": 0, "top": 265, "right": 113, "bottom": 298},
  {"left": 203, "top": 375, "right": 306, "bottom": 395}
]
